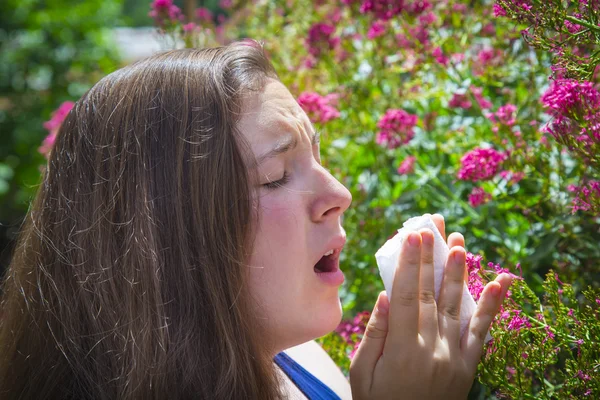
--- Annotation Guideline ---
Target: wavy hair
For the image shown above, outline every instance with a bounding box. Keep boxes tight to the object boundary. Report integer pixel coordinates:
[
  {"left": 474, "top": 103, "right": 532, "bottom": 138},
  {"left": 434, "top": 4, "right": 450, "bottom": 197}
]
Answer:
[{"left": 0, "top": 44, "right": 284, "bottom": 399}]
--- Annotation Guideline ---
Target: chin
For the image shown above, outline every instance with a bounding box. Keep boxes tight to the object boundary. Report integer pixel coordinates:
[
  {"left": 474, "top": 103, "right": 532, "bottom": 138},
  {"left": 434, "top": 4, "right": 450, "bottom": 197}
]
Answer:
[{"left": 309, "top": 296, "right": 344, "bottom": 339}]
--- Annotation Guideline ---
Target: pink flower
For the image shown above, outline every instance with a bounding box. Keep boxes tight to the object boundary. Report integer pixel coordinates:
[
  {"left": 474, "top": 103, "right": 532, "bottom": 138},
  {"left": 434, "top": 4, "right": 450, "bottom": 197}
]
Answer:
[
  {"left": 449, "top": 93, "right": 472, "bottom": 109},
  {"left": 367, "top": 20, "right": 386, "bottom": 39},
  {"left": 471, "top": 86, "right": 492, "bottom": 109},
  {"left": 507, "top": 310, "right": 532, "bottom": 331},
  {"left": 489, "top": 104, "right": 518, "bottom": 126},
  {"left": 376, "top": 109, "right": 418, "bottom": 149},
  {"left": 359, "top": 0, "right": 403, "bottom": 20},
  {"left": 297, "top": 92, "right": 341, "bottom": 123},
  {"left": 432, "top": 47, "right": 449, "bottom": 66},
  {"left": 568, "top": 181, "right": 600, "bottom": 214},
  {"left": 457, "top": 147, "right": 507, "bottom": 182},
  {"left": 468, "top": 187, "right": 492, "bottom": 207},
  {"left": 149, "top": 0, "right": 182, "bottom": 24},
  {"left": 219, "top": 0, "right": 233, "bottom": 9},
  {"left": 307, "top": 23, "right": 339, "bottom": 58},
  {"left": 493, "top": 3, "right": 507, "bottom": 17},
  {"left": 397, "top": 156, "right": 416, "bottom": 175},
  {"left": 40, "top": 101, "right": 75, "bottom": 158},
  {"left": 43, "top": 101, "right": 75, "bottom": 133},
  {"left": 195, "top": 7, "right": 213, "bottom": 22},
  {"left": 408, "top": 0, "right": 432, "bottom": 15},
  {"left": 182, "top": 22, "right": 196, "bottom": 32},
  {"left": 541, "top": 79, "right": 600, "bottom": 118},
  {"left": 565, "top": 13, "right": 583, "bottom": 33}
]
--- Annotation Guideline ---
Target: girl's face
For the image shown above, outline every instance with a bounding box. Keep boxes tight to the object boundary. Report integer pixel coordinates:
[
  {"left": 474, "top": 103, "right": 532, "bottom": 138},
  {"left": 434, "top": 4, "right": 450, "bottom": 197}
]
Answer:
[{"left": 239, "top": 80, "right": 352, "bottom": 354}]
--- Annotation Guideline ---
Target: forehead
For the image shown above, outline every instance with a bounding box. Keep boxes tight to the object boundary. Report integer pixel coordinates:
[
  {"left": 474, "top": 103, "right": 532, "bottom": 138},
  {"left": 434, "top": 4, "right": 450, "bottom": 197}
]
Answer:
[{"left": 238, "top": 80, "right": 311, "bottom": 148}]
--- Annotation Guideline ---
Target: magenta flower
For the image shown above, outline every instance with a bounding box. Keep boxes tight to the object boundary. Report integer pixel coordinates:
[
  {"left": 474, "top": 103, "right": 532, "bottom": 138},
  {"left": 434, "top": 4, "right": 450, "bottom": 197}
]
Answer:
[
  {"left": 40, "top": 101, "right": 74, "bottom": 158},
  {"left": 471, "top": 86, "right": 493, "bottom": 109},
  {"left": 375, "top": 109, "right": 418, "bottom": 149},
  {"left": 457, "top": 147, "right": 507, "bottom": 182},
  {"left": 297, "top": 92, "right": 341, "bottom": 123},
  {"left": 367, "top": 20, "right": 386, "bottom": 39},
  {"left": 359, "top": 0, "right": 403, "bottom": 20},
  {"left": 407, "top": 0, "right": 431, "bottom": 15},
  {"left": 182, "top": 23, "right": 196, "bottom": 32},
  {"left": 149, "top": 0, "right": 182, "bottom": 25},
  {"left": 449, "top": 93, "right": 472, "bottom": 109},
  {"left": 489, "top": 104, "right": 518, "bottom": 126},
  {"left": 195, "top": 7, "right": 213, "bottom": 22},
  {"left": 397, "top": 156, "right": 416, "bottom": 175},
  {"left": 307, "top": 23, "right": 339, "bottom": 58},
  {"left": 493, "top": 3, "right": 507, "bottom": 17},
  {"left": 507, "top": 310, "right": 532, "bottom": 331},
  {"left": 432, "top": 47, "right": 449, "bottom": 66},
  {"left": 567, "top": 180, "right": 600, "bottom": 214},
  {"left": 219, "top": 0, "right": 233, "bottom": 9},
  {"left": 468, "top": 187, "right": 492, "bottom": 207},
  {"left": 541, "top": 79, "right": 600, "bottom": 118}
]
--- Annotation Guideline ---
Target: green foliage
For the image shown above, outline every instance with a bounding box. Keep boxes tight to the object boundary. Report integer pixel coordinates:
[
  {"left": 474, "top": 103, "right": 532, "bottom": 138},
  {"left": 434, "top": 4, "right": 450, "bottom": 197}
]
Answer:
[
  {"left": 0, "top": 0, "right": 122, "bottom": 254},
  {"left": 479, "top": 272, "right": 600, "bottom": 398}
]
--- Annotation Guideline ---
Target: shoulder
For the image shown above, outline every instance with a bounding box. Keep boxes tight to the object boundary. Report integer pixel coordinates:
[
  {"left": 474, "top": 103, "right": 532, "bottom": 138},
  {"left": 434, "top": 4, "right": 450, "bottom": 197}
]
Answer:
[{"left": 284, "top": 340, "right": 353, "bottom": 400}]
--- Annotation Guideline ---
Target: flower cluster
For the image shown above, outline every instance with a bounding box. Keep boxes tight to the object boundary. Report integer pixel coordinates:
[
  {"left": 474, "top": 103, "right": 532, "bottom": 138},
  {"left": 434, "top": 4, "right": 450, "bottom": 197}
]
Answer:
[
  {"left": 148, "top": 0, "right": 183, "bottom": 27},
  {"left": 541, "top": 79, "right": 600, "bottom": 169},
  {"left": 307, "top": 23, "right": 339, "bottom": 58},
  {"left": 297, "top": 92, "right": 341, "bottom": 124},
  {"left": 375, "top": 109, "right": 418, "bottom": 149},
  {"left": 334, "top": 311, "right": 370, "bottom": 359},
  {"left": 457, "top": 147, "right": 507, "bottom": 182},
  {"left": 358, "top": 0, "right": 403, "bottom": 20},
  {"left": 488, "top": 103, "right": 518, "bottom": 126},
  {"left": 468, "top": 187, "right": 492, "bottom": 208},
  {"left": 397, "top": 156, "right": 416, "bottom": 175},
  {"left": 567, "top": 181, "right": 600, "bottom": 215},
  {"left": 39, "top": 101, "right": 74, "bottom": 158}
]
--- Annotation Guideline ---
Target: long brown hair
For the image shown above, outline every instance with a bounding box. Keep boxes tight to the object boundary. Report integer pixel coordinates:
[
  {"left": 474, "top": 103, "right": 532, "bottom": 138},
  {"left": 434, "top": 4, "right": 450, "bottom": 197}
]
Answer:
[{"left": 0, "top": 44, "right": 285, "bottom": 399}]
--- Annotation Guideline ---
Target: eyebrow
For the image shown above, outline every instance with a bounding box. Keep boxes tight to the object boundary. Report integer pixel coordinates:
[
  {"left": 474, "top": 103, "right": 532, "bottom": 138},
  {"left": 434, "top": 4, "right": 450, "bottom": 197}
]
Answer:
[{"left": 253, "top": 128, "right": 320, "bottom": 167}]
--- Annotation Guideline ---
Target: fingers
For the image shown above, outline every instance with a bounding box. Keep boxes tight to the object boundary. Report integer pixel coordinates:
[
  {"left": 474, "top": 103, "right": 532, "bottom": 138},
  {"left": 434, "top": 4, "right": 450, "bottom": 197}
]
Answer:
[
  {"left": 437, "top": 246, "right": 466, "bottom": 348},
  {"left": 350, "top": 291, "right": 390, "bottom": 385},
  {"left": 389, "top": 232, "right": 421, "bottom": 344},
  {"left": 430, "top": 213, "right": 446, "bottom": 241},
  {"left": 447, "top": 232, "right": 467, "bottom": 282},
  {"left": 418, "top": 229, "right": 438, "bottom": 344},
  {"left": 462, "top": 273, "right": 514, "bottom": 372},
  {"left": 447, "top": 232, "right": 465, "bottom": 249}
]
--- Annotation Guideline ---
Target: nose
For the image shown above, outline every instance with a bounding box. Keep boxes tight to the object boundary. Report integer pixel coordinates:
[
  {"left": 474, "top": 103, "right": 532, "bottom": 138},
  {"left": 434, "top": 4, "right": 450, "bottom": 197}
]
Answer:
[{"left": 310, "top": 165, "right": 352, "bottom": 223}]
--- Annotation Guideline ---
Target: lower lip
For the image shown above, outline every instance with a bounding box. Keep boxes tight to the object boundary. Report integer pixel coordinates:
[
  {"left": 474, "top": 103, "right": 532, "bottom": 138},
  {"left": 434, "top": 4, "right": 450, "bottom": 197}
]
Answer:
[{"left": 314, "top": 268, "right": 345, "bottom": 286}]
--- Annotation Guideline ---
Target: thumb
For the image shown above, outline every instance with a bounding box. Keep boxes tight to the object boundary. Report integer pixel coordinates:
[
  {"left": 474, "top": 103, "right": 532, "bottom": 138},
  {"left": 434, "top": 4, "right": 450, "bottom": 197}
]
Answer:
[{"left": 350, "top": 291, "right": 390, "bottom": 380}]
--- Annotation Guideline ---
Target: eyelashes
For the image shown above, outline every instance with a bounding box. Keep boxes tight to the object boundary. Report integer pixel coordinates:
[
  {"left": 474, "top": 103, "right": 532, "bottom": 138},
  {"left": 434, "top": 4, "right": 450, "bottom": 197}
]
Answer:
[{"left": 262, "top": 171, "right": 290, "bottom": 190}]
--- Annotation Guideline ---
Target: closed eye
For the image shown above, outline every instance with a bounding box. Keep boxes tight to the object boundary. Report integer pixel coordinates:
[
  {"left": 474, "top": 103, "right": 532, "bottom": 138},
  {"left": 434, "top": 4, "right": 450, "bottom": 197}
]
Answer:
[{"left": 262, "top": 171, "right": 290, "bottom": 189}]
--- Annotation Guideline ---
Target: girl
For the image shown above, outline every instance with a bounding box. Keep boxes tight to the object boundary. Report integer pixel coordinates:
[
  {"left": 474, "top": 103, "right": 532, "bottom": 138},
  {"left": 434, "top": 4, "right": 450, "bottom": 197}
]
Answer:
[{"left": 0, "top": 42, "right": 512, "bottom": 399}]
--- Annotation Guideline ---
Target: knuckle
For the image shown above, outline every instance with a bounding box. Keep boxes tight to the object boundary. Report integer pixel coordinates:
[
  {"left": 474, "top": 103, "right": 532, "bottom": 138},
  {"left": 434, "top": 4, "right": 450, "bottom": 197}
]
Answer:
[
  {"left": 471, "top": 327, "right": 487, "bottom": 344},
  {"left": 364, "top": 321, "right": 387, "bottom": 339},
  {"left": 419, "top": 289, "right": 436, "bottom": 304},
  {"left": 442, "top": 304, "right": 461, "bottom": 320},
  {"left": 395, "top": 291, "right": 418, "bottom": 306}
]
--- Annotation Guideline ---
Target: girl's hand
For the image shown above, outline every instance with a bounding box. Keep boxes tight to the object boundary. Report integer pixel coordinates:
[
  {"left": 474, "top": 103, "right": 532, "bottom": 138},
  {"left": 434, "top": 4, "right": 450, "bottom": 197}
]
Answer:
[{"left": 349, "top": 214, "right": 513, "bottom": 399}]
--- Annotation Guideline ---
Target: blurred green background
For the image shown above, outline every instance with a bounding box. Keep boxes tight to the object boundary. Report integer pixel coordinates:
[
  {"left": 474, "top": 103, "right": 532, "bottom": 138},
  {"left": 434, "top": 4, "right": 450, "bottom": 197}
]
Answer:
[{"left": 0, "top": 0, "right": 225, "bottom": 273}]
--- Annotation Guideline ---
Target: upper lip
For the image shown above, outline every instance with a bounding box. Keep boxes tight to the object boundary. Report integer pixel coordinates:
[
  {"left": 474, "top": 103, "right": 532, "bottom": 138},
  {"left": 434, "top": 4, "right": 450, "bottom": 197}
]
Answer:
[{"left": 314, "top": 233, "right": 347, "bottom": 265}]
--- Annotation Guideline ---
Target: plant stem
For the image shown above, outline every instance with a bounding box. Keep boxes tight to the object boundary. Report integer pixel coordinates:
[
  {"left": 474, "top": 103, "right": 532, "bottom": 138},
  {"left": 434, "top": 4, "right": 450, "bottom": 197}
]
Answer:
[{"left": 564, "top": 16, "right": 600, "bottom": 34}]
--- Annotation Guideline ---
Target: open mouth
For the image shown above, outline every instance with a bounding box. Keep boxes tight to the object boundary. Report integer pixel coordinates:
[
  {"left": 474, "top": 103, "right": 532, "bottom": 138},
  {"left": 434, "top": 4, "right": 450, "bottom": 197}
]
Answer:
[{"left": 314, "top": 251, "right": 338, "bottom": 273}]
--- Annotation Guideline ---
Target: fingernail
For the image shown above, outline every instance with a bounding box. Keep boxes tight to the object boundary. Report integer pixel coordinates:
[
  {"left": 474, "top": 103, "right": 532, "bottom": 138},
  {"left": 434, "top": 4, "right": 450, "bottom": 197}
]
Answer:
[
  {"left": 421, "top": 231, "right": 433, "bottom": 245},
  {"left": 490, "top": 284, "right": 501, "bottom": 297},
  {"left": 408, "top": 233, "right": 420, "bottom": 247},
  {"left": 453, "top": 248, "right": 465, "bottom": 263}
]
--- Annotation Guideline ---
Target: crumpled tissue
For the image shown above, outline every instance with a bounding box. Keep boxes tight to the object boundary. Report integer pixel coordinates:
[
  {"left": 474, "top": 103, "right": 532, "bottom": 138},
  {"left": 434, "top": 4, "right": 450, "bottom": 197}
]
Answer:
[{"left": 375, "top": 215, "right": 490, "bottom": 342}]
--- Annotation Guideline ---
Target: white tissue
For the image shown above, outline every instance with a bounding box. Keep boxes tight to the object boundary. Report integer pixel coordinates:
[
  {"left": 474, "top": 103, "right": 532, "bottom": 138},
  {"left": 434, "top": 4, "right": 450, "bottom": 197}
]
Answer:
[{"left": 375, "top": 215, "right": 489, "bottom": 341}]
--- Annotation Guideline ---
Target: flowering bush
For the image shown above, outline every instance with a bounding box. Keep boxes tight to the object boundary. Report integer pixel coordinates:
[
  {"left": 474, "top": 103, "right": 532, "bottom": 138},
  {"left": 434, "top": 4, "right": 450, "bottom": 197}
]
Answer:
[{"left": 37, "top": 0, "right": 600, "bottom": 397}]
